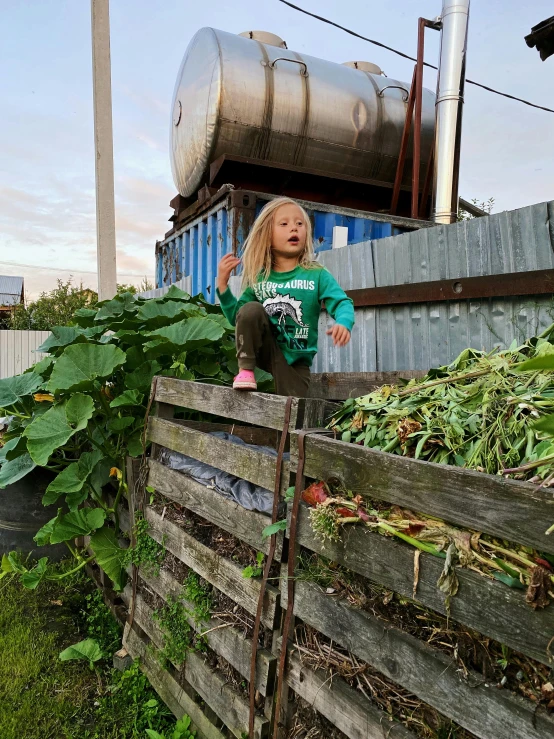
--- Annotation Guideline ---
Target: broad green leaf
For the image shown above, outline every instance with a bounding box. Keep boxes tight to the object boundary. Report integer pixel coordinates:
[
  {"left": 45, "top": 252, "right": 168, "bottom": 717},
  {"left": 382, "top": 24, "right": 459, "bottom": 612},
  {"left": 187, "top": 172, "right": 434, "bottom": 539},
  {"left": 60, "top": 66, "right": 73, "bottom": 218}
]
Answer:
[
  {"left": 147, "top": 317, "right": 225, "bottom": 349},
  {"left": 145, "top": 731, "right": 164, "bottom": 739},
  {"left": 125, "top": 360, "right": 161, "bottom": 391},
  {"left": 37, "top": 327, "right": 86, "bottom": 354},
  {"left": 66, "top": 393, "right": 95, "bottom": 428},
  {"left": 533, "top": 413, "right": 554, "bottom": 436},
  {"left": 207, "top": 313, "right": 233, "bottom": 331},
  {"left": 95, "top": 292, "right": 137, "bottom": 321},
  {"left": 21, "top": 557, "right": 49, "bottom": 590},
  {"left": 108, "top": 416, "right": 135, "bottom": 432},
  {"left": 110, "top": 389, "right": 144, "bottom": 408},
  {"left": 34, "top": 511, "right": 63, "bottom": 546},
  {"left": 90, "top": 526, "right": 126, "bottom": 591},
  {"left": 65, "top": 487, "right": 91, "bottom": 511},
  {"left": 7, "top": 552, "right": 26, "bottom": 573},
  {"left": 124, "top": 345, "right": 147, "bottom": 370},
  {"left": 0, "top": 453, "right": 36, "bottom": 488},
  {"left": 193, "top": 359, "right": 220, "bottom": 377},
  {"left": 261, "top": 519, "right": 287, "bottom": 539},
  {"left": 24, "top": 396, "right": 94, "bottom": 465},
  {"left": 73, "top": 307, "right": 97, "bottom": 327},
  {"left": 136, "top": 300, "right": 195, "bottom": 327},
  {"left": 163, "top": 285, "right": 191, "bottom": 301},
  {"left": 127, "top": 431, "right": 145, "bottom": 458},
  {"left": 90, "top": 458, "right": 114, "bottom": 496},
  {"left": 516, "top": 354, "right": 554, "bottom": 372},
  {"left": 50, "top": 508, "right": 106, "bottom": 544},
  {"left": 0, "top": 437, "right": 23, "bottom": 463},
  {"left": 43, "top": 450, "right": 102, "bottom": 506},
  {"left": 113, "top": 329, "right": 149, "bottom": 346},
  {"left": 59, "top": 638, "right": 103, "bottom": 666},
  {"left": 32, "top": 355, "right": 55, "bottom": 377},
  {"left": 48, "top": 344, "right": 126, "bottom": 392},
  {"left": 0, "top": 553, "right": 14, "bottom": 580},
  {"left": 0, "top": 373, "right": 43, "bottom": 409}
]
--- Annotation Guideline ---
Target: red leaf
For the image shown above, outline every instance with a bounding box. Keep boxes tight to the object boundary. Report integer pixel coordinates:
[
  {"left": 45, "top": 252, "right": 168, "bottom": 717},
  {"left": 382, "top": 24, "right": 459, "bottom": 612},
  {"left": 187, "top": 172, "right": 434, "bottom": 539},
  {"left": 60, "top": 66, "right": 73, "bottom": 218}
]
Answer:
[
  {"left": 535, "top": 557, "right": 553, "bottom": 571},
  {"left": 302, "top": 481, "right": 328, "bottom": 506},
  {"left": 336, "top": 507, "right": 353, "bottom": 517}
]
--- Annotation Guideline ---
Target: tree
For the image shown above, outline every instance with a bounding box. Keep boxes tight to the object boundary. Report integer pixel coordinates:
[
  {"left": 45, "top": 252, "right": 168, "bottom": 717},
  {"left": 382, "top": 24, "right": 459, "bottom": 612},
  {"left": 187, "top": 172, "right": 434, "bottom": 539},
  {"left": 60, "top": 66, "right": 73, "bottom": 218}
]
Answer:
[
  {"left": 10, "top": 280, "right": 98, "bottom": 331},
  {"left": 116, "top": 277, "right": 155, "bottom": 295},
  {"left": 457, "top": 197, "right": 495, "bottom": 222},
  {"left": 10, "top": 277, "right": 156, "bottom": 331}
]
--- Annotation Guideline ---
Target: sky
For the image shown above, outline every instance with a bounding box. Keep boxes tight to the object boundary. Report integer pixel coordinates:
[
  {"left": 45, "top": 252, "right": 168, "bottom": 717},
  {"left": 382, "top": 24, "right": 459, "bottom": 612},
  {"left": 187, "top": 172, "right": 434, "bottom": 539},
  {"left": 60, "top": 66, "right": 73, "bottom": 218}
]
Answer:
[{"left": 1, "top": 0, "right": 553, "bottom": 299}]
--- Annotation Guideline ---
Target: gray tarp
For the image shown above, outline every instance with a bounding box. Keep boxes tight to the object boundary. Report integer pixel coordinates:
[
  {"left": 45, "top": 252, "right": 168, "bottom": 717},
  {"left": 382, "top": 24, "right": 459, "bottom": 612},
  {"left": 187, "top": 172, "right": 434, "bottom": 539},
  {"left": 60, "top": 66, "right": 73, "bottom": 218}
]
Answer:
[{"left": 158, "top": 431, "right": 288, "bottom": 516}]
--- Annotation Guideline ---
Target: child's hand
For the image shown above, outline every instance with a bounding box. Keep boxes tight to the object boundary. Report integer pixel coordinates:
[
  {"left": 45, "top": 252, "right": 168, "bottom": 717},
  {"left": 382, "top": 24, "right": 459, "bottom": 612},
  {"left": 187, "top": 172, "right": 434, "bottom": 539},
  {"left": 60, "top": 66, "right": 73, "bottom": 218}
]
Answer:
[
  {"left": 327, "top": 324, "right": 351, "bottom": 347},
  {"left": 217, "top": 254, "right": 241, "bottom": 293}
]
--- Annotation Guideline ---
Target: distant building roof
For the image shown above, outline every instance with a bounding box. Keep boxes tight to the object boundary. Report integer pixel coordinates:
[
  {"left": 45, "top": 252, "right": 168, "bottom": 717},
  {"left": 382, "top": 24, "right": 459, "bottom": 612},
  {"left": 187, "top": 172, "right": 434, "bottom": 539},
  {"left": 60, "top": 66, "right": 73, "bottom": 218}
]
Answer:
[
  {"left": 525, "top": 16, "right": 554, "bottom": 61},
  {"left": 0, "top": 276, "right": 24, "bottom": 307}
]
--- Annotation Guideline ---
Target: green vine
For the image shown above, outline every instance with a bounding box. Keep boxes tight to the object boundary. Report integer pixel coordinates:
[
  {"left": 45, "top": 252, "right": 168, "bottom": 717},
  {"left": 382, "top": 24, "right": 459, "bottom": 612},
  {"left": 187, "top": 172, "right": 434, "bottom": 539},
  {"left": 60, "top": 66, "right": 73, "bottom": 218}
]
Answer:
[
  {"left": 153, "top": 573, "right": 213, "bottom": 667},
  {"left": 123, "top": 514, "right": 166, "bottom": 577}
]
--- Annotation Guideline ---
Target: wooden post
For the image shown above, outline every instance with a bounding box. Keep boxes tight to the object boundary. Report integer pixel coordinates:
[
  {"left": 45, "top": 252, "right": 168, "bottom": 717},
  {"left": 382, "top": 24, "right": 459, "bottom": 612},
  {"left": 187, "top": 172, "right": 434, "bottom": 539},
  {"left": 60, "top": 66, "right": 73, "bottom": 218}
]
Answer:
[{"left": 91, "top": 0, "right": 117, "bottom": 300}]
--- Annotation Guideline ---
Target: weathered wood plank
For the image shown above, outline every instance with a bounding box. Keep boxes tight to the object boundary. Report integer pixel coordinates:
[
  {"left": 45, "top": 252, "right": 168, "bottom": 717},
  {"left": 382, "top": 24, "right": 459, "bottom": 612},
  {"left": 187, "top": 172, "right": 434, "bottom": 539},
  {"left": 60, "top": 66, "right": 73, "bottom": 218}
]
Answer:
[
  {"left": 149, "top": 417, "right": 289, "bottom": 494},
  {"left": 292, "top": 433, "right": 554, "bottom": 554},
  {"left": 286, "top": 649, "right": 415, "bottom": 739},
  {"left": 294, "top": 507, "right": 554, "bottom": 666},
  {"left": 308, "top": 372, "right": 426, "bottom": 400},
  {"left": 155, "top": 376, "right": 302, "bottom": 430},
  {"left": 124, "top": 623, "right": 227, "bottom": 739},
  {"left": 126, "top": 593, "right": 269, "bottom": 738},
  {"left": 148, "top": 459, "right": 281, "bottom": 557},
  {"left": 128, "top": 565, "right": 276, "bottom": 696},
  {"left": 284, "top": 581, "right": 554, "bottom": 739},
  {"left": 178, "top": 420, "right": 280, "bottom": 449},
  {"left": 144, "top": 506, "right": 279, "bottom": 629}
]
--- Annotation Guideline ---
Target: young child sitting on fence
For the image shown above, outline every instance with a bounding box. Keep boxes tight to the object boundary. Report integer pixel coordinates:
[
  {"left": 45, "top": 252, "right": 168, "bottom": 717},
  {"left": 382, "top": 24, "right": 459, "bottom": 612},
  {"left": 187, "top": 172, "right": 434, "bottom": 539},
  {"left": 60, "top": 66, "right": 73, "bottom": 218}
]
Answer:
[{"left": 216, "top": 197, "right": 354, "bottom": 397}]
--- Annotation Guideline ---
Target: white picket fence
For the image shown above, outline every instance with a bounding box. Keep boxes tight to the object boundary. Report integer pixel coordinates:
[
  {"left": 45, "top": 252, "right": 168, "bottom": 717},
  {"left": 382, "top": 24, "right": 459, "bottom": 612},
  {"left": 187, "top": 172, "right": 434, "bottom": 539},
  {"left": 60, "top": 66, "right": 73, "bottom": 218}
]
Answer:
[{"left": 0, "top": 330, "right": 49, "bottom": 379}]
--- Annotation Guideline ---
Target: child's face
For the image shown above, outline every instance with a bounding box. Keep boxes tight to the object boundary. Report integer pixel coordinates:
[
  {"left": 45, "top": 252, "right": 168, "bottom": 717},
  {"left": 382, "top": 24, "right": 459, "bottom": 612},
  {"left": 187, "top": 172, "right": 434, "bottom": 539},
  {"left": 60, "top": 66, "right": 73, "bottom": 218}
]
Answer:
[{"left": 271, "top": 204, "right": 307, "bottom": 261}]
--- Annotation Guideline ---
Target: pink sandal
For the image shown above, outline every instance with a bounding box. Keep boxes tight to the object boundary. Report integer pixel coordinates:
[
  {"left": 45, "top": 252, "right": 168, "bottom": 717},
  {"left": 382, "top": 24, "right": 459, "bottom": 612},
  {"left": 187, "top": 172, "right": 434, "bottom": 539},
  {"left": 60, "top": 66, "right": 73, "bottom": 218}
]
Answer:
[{"left": 233, "top": 369, "right": 257, "bottom": 391}]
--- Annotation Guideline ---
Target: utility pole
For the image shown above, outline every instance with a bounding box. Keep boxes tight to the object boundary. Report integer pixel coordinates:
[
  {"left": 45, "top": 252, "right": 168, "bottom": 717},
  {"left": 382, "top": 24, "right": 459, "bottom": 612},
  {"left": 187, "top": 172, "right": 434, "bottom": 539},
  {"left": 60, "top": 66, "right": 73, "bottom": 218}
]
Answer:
[{"left": 91, "top": 0, "right": 117, "bottom": 301}]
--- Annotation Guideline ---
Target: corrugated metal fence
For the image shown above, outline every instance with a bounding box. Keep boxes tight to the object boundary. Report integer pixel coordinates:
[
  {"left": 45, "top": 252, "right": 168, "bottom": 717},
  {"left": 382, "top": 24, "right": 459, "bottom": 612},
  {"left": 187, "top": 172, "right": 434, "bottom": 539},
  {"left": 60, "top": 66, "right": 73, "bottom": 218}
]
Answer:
[
  {"left": 313, "top": 200, "right": 554, "bottom": 372},
  {"left": 0, "top": 331, "right": 49, "bottom": 379},
  {"left": 139, "top": 276, "right": 192, "bottom": 300}
]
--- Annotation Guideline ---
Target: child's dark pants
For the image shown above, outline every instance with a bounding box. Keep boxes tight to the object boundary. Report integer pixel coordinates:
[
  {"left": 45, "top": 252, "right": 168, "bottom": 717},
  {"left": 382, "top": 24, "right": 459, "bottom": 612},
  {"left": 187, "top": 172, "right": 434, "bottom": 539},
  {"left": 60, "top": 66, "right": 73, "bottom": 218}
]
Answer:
[{"left": 235, "top": 302, "right": 310, "bottom": 397}]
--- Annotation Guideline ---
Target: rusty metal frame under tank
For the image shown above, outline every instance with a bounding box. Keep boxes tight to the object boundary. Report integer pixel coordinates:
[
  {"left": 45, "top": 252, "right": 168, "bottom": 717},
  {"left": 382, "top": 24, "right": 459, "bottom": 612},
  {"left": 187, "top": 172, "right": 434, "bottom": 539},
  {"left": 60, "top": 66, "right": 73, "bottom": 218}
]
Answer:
[
  {"left": 391, "top": 17, "right": 441, "bottom": 220},
  {"left": 345, "top": 269, "right": 554, "bottom": 307}
]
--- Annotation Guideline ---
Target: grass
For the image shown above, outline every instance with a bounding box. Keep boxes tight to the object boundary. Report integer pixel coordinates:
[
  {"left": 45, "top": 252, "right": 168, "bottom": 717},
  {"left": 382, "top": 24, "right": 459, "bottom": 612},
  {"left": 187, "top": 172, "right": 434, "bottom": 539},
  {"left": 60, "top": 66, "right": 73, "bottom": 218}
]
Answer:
[{"left": 0, "top": 559, "right": 176, "bottom": 739}]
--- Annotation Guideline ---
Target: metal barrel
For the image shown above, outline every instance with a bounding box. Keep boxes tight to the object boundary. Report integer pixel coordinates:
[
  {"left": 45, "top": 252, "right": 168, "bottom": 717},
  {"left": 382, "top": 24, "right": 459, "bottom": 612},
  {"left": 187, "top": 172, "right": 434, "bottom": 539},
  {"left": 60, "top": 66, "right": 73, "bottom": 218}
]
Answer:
[
  {"left": 170, "top": 28, "right": 436, "bottom": 198},
  {"left": 0, "top": 468, "right": 68, "bottom": 561}
]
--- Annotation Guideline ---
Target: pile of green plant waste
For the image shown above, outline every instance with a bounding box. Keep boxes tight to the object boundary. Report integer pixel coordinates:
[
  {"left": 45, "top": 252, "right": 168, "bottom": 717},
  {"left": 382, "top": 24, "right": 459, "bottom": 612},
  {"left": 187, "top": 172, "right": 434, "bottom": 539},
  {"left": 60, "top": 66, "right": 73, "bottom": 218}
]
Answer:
[
  {"left": 330, "top": 328, "right": 554, "bottom": 484},
  {"left": 322, "top": 326, "right": 554, "bottom": 604},
  {"left": 0, "top": 286, "right": 269, "bottom": 592}
]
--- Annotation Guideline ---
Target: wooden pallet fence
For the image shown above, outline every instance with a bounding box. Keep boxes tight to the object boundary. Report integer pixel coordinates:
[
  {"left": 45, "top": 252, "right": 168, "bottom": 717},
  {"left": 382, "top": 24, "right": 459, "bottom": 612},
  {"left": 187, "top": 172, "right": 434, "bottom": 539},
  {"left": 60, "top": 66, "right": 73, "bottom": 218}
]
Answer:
[
  {"left": 293, "top": 508, "right": 554, "bottom": 666},
  {"left": 89, "top": 378, "right": 554, "bottom": 739},
  {"left": 291, "top": 431, "right": 554, "bottom": 555}
]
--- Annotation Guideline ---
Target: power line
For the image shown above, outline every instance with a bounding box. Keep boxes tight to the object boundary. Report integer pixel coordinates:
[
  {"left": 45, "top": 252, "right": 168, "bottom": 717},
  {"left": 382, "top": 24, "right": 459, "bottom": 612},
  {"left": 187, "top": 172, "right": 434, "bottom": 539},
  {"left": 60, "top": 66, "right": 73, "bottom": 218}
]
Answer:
[
  {"left": 0, "top": 260, "right": 152, "bottom": 277},
  {"left": 277, "top": 0, "right": 554, "bottom": 115}
]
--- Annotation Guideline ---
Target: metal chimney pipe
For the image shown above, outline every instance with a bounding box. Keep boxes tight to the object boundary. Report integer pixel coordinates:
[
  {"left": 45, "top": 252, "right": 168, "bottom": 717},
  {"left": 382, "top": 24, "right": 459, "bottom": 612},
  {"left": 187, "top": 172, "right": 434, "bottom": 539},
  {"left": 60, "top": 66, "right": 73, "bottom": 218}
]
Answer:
[{"left": 432, "top": 0, "right": 470, "bottom": 224}]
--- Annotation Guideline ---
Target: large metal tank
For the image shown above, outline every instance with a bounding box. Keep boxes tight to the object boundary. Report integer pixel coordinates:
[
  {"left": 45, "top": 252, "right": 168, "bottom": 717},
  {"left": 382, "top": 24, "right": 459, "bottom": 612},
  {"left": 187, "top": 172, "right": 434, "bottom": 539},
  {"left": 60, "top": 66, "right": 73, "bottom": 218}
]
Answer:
[{"left": 170, "top": 28, "right": 435, "bottom": 198}]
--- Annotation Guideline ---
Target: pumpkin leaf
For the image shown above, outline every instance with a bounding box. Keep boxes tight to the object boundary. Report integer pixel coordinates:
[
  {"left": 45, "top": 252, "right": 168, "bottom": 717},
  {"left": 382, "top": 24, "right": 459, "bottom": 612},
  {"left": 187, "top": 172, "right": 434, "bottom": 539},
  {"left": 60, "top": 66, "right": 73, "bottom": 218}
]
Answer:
[
  {"left": 48, "top": 344, "right": 126, "bottom": 392},
  {"left": 89, "top": 526, "right": 126, "bottom": 591},
  {"left": 0, "top": 373, "right": 43, "bottom": 409},
  {"left": 59, "top": 638, "right": 103, "bottom": 667}
]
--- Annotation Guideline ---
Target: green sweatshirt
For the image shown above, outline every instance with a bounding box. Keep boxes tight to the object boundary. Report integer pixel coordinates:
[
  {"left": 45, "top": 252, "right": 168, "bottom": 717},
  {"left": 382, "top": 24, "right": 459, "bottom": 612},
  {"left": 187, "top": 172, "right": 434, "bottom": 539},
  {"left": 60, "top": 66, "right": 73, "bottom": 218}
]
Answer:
[{"left": 217, "top": 264, "right": 354, "bottom": 367}]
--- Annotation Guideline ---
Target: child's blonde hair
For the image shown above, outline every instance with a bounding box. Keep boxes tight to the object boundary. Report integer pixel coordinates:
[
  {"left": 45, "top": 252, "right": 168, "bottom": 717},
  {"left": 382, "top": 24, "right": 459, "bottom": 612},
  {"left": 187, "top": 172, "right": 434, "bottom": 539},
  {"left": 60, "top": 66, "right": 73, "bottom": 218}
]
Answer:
[{"left": 241, "top": 197, "right": 317, "bottom": 288}]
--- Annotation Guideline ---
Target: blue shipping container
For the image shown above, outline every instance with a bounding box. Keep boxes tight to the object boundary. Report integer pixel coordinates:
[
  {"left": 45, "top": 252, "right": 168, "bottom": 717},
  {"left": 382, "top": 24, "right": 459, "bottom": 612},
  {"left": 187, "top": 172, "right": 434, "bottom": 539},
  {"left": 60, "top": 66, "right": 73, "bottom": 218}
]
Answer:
[{"left": 155, "top": 189, "right": 422, "bottom": 302}]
